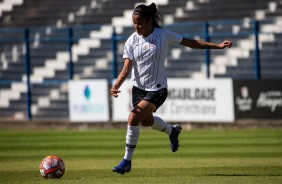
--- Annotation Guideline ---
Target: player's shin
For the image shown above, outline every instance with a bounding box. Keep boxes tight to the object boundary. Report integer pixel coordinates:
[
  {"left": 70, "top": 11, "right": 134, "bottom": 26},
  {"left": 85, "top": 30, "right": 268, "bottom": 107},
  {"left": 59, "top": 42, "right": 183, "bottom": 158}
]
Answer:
[
  {"left": 124, "top": 125, "right": 140, "bottom": 160},
  {"left": 151, "top": 116, "right": 172, "bottom": 135}
]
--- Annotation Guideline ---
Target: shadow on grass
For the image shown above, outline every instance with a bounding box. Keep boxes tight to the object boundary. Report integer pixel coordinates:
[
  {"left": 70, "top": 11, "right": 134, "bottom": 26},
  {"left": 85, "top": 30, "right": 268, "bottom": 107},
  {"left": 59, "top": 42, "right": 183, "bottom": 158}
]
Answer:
[
  {"left": 1, "top": 166, "right": 282, "bottom": 183},
  {"left": 208, "top": 173, "right": 282, "bottom": 177}
]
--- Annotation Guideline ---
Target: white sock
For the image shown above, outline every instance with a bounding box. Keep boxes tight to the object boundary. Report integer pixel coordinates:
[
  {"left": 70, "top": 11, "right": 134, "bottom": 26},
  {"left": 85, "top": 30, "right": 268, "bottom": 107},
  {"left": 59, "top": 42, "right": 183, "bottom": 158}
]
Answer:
[
  {"left": 124, "top": 125, "right": 140, "bottom": 161},
  {"left": 151, "top": 116, "right": 172, "bottom": 136}
]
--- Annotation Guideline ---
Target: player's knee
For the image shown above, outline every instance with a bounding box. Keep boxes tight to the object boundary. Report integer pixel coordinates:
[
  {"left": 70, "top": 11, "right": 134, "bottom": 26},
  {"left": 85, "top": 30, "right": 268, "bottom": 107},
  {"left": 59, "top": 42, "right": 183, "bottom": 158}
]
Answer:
[
  {"left": 128, "top": 112, "right": 140, "bottom": 126},
  {"left": 140, "top": 120, "right": 153, "bottom": 126}
]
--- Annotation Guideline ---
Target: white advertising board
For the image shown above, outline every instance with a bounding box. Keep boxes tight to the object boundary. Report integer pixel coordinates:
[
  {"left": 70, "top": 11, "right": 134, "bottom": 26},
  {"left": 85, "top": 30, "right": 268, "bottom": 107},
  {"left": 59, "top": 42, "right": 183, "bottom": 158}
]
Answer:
[
  {"left": 112, "top": 79, "right": 234, "bottom": 123},
  {"left": 112, "top": 80, "right": 133, "bottom": 122},
  {"left": 68, "top": 80, "right": 109, "bottom": 122}
]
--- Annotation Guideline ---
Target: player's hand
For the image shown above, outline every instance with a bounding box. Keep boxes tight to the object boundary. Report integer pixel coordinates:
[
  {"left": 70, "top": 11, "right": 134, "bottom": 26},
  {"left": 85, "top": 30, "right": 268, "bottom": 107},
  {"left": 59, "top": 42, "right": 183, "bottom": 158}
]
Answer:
[
  {"left": 110, "top": 84, "right": 121, "bottom": 98},
  {"left": 218, "top": 40, "right": 233, "bottom": 49}
]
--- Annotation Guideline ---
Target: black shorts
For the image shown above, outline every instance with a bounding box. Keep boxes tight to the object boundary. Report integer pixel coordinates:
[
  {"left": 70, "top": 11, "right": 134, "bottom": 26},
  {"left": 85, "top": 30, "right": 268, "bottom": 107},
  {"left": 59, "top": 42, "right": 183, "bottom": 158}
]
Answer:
[{"left": 132, "top": 86, "right": 168, "bottom": 112}]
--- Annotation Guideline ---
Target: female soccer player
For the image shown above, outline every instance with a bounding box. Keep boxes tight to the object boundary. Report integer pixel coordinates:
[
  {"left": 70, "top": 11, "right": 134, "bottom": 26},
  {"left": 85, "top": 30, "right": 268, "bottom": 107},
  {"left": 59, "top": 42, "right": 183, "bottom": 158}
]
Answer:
[{"left": 111, "top": 3, "right": 232, "bottom": 174}]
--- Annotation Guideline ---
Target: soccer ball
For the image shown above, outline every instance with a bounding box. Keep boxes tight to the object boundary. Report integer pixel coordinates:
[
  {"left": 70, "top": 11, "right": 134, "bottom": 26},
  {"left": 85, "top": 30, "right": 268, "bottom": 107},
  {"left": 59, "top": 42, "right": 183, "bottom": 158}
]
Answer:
[{"left": 39, "top": 155, "right": 65, "bottom": 179}]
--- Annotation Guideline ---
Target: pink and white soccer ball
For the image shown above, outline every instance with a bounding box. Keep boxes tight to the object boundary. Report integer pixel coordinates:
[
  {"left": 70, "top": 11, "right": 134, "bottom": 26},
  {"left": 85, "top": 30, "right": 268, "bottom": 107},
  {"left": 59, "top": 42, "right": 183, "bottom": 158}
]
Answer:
[{"left": 39, "top": 155, "right": 65, "bottom": 179}]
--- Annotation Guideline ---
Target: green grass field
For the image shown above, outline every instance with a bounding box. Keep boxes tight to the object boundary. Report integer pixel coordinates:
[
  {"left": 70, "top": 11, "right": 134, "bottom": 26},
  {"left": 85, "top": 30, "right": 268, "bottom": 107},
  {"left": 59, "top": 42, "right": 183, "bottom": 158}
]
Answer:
[{"left": 0, "top": 127, "right": 282, "bottom": 184}]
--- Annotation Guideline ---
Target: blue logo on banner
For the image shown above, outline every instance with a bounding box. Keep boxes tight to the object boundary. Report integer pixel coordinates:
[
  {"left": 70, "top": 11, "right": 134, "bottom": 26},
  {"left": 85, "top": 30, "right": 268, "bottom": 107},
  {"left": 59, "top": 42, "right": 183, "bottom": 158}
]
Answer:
[
  {"left": 72, "top": 83, "right": 105, "bottom": 115},
  {"left": 84, "top": 85, "right": 91, "bottom": 101}
]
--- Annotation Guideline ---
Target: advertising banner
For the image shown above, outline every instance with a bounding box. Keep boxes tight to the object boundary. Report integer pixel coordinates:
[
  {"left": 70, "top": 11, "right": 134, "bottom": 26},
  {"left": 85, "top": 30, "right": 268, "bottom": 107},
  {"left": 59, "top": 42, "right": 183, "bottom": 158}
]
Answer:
[
  {"left": 68, "top": 79, "right": 109, "bottom": 122},
  {"left": 112, "top": 80, "right": 132, "bottom": 122},
  {"left": 112, "top": 79, "right": 234, "bottom": 122},
  {"left": 234, "top": 80, "right": 282, "bottom": 119}
]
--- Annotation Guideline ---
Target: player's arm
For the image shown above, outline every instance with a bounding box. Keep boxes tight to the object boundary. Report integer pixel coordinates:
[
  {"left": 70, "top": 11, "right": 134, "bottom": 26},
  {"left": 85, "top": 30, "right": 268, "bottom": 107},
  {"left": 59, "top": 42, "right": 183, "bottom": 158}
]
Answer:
[
  {"left": 179, "top": 38, "right": 232, "bottom": 49},
  {"left": 110, "top": 58, "right": 132, "bottom": 98}
]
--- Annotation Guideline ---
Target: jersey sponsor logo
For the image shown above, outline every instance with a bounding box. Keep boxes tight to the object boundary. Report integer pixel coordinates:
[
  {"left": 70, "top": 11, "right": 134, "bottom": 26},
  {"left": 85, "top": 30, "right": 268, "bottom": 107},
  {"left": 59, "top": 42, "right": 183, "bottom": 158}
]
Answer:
[{"left": 143, "top": 44, "right": 149, "bottom": 51}]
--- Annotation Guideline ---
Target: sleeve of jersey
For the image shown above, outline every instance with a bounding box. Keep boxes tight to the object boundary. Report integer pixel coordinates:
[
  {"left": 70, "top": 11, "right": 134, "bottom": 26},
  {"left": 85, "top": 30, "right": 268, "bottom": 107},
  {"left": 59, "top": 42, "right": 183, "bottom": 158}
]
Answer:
[
  {"left": 123, "top": 38, "right": 134, "bottom": 60},
  {"left": 164, "top": 29, "right": 183, "bottom": 45}
]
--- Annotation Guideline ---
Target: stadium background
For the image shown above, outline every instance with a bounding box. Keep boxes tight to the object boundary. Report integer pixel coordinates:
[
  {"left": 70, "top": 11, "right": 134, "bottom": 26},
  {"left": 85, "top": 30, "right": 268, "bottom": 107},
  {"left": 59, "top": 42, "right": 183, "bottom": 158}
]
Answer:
[
  {"left": 0, "top": 1, "right": 282, "bottom": 183},
  {"left": 0, "top": 0, "right": 281, "bottom": 127}
]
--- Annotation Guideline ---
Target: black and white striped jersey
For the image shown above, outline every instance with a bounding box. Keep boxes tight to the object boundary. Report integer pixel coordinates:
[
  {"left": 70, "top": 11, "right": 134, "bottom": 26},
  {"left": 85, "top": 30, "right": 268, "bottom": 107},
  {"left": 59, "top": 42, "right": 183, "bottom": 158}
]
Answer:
[{"left": 123, "top": 28, "right": 183, "bottom": 91}]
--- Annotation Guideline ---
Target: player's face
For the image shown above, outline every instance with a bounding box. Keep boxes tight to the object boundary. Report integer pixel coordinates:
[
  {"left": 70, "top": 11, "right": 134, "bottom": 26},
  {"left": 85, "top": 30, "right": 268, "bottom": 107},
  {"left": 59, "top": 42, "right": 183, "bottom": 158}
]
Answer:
[{"left": 132, "top": 14, "right": 152, "bottom": 37}]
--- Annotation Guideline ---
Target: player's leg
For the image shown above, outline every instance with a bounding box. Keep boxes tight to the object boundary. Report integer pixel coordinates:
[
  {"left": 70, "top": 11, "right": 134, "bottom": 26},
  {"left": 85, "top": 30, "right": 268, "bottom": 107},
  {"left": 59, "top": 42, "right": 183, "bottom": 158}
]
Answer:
[
  {"left": 139, "top": 89, "right": 182, "bottom": 152},
  {"left": 150, "top": 116, "right": 172, "bottom": 135},
  {"left": 124, "top": 100, "right": 155, "bottom": 160},
  {"left": 113, "top": 100, "right": 155, "bottom": 174},
  {"left": 140, "top": 88, "right": 170, "bottom": 131},
  {"left": 142, "top": 114, "right": 182, "bottom": 152},
  {"left": 140, "top": 113, "right": 172, "bottom": 135}
]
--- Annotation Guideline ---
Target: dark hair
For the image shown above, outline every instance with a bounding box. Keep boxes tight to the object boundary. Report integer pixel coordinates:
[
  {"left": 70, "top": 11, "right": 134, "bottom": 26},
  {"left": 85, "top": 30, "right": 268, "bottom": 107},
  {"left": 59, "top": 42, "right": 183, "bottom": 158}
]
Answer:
[{"left": 133, "top": 3, "right": 163, "bottom": 28}]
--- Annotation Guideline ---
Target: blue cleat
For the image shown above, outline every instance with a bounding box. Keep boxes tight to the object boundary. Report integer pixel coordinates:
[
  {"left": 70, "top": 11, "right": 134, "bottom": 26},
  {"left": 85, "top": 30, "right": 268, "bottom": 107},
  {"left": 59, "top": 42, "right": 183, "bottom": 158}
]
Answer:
[
  {"left": 113, "top": 159, "right": 131, "bottom": 174},
  {"left": 169, "top": 124, "right": 182, "bottom": 152}
]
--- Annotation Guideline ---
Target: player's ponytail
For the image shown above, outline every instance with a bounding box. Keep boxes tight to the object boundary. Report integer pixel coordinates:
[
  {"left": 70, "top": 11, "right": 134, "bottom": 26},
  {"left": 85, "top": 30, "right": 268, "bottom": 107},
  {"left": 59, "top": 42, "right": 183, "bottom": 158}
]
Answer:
[
  {"left": 148, "top": 3, "right": 163, "bottom": 28},
  {"left": 133, "top": 3, "right": 163, "bottom": 28}
]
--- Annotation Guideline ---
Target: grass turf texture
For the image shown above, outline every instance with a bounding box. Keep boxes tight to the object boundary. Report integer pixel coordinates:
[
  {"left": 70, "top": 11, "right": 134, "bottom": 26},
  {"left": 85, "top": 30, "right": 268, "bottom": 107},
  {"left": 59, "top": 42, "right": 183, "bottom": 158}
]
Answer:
[{"left": 0, "top": 128, "right": 281, "bottom": 184}]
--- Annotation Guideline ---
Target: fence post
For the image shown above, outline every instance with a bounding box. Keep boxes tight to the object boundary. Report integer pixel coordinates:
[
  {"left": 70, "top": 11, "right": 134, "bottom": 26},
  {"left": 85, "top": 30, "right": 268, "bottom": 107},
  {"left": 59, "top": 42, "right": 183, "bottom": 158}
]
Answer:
[
  {"left": 111, "top": 27, "right": 118, "bottom": 79},
  {"left": 67, "top": 27, "right": 73, "bottom": 80},
  {"left": 24, "top": 28, "right": 32, "bottom": 120},
  {"left": 204, "top": 22, "right": 210, "bottom": 78},
  {"left": 254, "top": 20, "right": 261, "bottom": 80}
]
